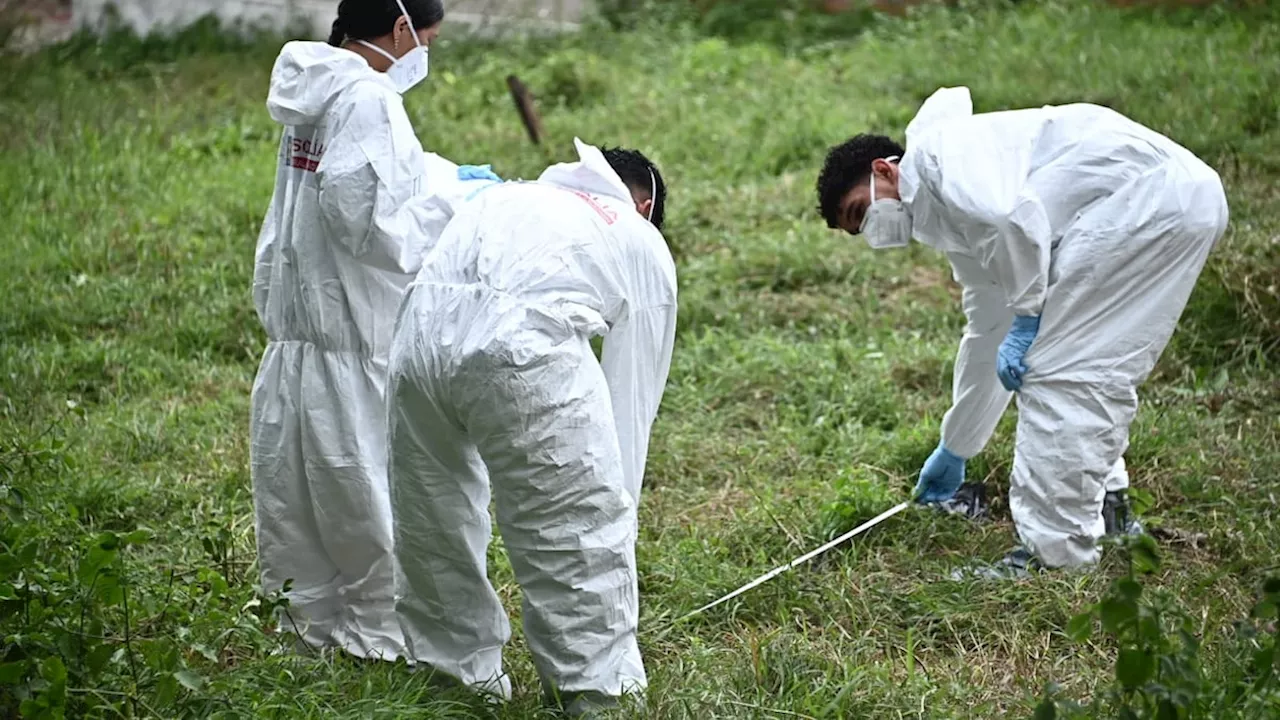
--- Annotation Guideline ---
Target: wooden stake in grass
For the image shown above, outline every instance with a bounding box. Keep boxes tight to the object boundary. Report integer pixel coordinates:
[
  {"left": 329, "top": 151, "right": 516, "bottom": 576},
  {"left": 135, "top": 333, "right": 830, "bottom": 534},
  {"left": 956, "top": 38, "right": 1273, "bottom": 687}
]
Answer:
[{"left": 507, "top": 74, "right": 544, "bottom": 145}]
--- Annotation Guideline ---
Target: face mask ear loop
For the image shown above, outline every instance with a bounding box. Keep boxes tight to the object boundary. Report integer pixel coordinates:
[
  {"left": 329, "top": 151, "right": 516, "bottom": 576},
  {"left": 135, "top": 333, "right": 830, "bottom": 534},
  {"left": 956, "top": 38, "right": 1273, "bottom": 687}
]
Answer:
[
  {"left": 868, "top": 154, "right": 901, "bottom": 211},
  {"left": 392, "top": 0, "right": 423, "bottom": 50},
  {"left": 357, "top": 39, "right": 398, "bottom": 63},
  {"left": 647, "top": 167, "right": 657, "bottom": 223}
]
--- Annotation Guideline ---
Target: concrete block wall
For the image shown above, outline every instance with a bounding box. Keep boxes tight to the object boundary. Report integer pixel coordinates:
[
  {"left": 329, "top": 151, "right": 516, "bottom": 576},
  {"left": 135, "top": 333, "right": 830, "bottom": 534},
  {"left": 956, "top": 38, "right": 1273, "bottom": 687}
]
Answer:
[{"left": 71, "top": 0, "right": 587, "bottom": 38}]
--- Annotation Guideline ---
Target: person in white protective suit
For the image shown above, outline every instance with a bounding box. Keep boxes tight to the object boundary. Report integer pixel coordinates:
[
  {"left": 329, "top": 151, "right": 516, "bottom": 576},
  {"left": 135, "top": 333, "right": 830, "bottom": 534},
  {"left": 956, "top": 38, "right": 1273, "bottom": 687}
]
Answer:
[
  {"left": 250, "top": 0, "right": 502, "bottom": 660},
  {"left": 815, "top": 86, "right": 1228, "bottom": 572},
  {"left": 386, "top": 138, "right": 676, "bottom": 715}
]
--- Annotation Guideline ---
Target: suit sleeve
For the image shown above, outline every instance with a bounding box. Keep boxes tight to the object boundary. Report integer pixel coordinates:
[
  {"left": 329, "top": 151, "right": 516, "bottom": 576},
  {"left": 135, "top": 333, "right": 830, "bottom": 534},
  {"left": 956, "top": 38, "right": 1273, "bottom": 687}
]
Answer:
[
  {"left": 599, "top": 271, "right": 678, "bottom": 505},
  {"left": 939, "top": 279, "right": 1016, "bottom": 458},
  {"left": 316, "top": 87, "right": 439, "bottom": 275},
  {"left": 923, "top": 132, "right": 1053, "bottom": 316},
  {"left": 252, "top": 179, "right": 280, "bottom": 326}
]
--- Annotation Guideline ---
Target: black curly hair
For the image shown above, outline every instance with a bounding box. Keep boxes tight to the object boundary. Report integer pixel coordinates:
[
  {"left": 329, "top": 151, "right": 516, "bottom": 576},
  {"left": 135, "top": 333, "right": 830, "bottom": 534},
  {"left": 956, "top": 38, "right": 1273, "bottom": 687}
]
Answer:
[
  {"left": 815, "top": 134, "right": 905, "bottom": 229},
  {"left": 601, "top": 147, "right": 667, "bottom": 230},
  {"left": 327, "top": 0, "right": 445, "bottom": 46}
]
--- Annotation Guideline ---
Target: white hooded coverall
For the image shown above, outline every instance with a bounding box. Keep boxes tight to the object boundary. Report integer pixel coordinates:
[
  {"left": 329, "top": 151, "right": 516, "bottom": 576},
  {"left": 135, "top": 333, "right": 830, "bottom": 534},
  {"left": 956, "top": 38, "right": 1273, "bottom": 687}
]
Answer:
[
  {"left": 899, "top": 87, "right": 1229, "bottom": 568},
  {"left": 386, "top": 139, "right": 678, "bottom": 699},
  {"left": 251, "top": 41, "right": 489, "bottom": 659}
]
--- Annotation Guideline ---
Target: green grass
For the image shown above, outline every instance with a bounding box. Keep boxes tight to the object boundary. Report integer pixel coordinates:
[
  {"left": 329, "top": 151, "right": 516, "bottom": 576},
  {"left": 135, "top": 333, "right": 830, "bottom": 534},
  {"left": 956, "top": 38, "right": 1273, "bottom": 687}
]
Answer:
[{"left": 2, "top": 1, "right": 1279, "bottom": 717}]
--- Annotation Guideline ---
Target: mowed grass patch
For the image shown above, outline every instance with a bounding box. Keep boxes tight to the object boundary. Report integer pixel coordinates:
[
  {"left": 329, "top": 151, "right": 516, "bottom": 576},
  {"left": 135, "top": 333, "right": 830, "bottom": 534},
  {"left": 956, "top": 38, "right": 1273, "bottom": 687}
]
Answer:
[{"left": 2, "top": 1, "right": 1279, "bottom": 718}]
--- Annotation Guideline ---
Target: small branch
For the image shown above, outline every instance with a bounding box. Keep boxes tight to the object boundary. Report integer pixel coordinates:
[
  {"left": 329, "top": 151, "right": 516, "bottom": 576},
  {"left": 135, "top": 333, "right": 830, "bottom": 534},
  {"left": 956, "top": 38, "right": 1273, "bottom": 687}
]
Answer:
[
  {"left": 77, "top": 571, "right": 101, "bottom": 679},
  {"left": 155, "top": 568, "right": 176, "bottom": 629},
  {"left": 121, "top": 572, "right": 140, "bottom": 717},
  {"left": 282, "top": 607, "right": 314, "bottom": 656},
  {"left": 506, "top": 74, "right": 544, "bottom": 145},
  {"left": 755, "top": 494, "right": 802, "bottom": 550}
]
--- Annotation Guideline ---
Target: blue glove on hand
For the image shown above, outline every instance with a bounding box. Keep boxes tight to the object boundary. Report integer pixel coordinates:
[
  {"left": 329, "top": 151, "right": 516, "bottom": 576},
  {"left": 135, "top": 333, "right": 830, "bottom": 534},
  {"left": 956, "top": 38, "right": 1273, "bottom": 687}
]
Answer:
[
  {"left": 458, "top": 164, "right": 502, "bottom": 183},
  {"left": 996, "top": 314, "right": 1041, "bottom": 392},
  {"left": 913, "top": 444, "right": 966, "bottom": 504}
]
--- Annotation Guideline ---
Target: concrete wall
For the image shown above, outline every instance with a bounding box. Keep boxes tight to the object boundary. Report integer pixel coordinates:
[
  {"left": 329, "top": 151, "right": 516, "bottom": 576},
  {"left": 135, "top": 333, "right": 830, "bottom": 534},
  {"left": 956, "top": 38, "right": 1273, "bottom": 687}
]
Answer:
[{"left": 71, "top": 0, "right": 587, "bottom": 38}]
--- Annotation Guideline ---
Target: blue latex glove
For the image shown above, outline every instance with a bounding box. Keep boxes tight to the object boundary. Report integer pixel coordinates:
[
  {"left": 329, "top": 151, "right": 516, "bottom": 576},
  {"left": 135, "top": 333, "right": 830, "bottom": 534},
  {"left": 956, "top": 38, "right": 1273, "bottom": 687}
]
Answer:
[
  {"left": 913, "top": 444, "right": 966, "bottom": 504},
  {"left": 996, "top": 314, "right": 1041, "bottom": 392},
  {"left": 457, "top": 164, "right": 502, "bottom": 183}
]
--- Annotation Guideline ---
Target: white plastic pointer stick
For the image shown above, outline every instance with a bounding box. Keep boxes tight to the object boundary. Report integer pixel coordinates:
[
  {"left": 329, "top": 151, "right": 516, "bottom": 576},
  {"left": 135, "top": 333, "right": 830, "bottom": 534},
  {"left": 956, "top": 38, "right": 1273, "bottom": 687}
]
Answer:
[{"left": 677, "top": 501, "right": 912, "bottom": 623}]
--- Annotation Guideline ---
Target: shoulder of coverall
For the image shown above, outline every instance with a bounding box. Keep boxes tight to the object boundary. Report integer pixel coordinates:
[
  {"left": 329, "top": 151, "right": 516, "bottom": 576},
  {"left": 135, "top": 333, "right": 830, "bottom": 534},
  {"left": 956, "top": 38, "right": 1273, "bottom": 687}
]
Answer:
[
  {"left": 271, "top": 42, "right": 397, "bottom": 100},
  {"left": 319, "top": 77, "right": 417, "bottom": 171},
  {"left": 897, "top": 132, "right": 955, "bottom": 215},
  {"left": 330, "top": 73, "right": 406, "bottom": 121}
]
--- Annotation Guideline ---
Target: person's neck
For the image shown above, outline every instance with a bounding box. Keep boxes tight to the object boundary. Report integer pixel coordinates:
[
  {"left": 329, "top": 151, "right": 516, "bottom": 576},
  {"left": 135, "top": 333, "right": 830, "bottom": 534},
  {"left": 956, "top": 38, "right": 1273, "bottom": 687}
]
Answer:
[{"left": 343, "top": 40, "right": 392, "bottom": 72}]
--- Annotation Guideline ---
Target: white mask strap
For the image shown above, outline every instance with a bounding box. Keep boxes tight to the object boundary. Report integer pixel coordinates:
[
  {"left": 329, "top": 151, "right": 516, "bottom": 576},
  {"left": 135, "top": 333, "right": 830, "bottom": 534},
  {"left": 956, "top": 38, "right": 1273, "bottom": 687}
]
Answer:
[
  {"left": 356, "top": 39, "right": 398, "bottom": 64},
  {"left": 646, "top": 167, "right": 657, "bottom": 223},
  {"left": 358, "top": 0, "right": 422, "bottom": 63},
  {"left": 393, "top": 0, "right": 423, "bottom": 47},
  {"left": 868, "top": 155, "right": 901, "bottom": 206}
]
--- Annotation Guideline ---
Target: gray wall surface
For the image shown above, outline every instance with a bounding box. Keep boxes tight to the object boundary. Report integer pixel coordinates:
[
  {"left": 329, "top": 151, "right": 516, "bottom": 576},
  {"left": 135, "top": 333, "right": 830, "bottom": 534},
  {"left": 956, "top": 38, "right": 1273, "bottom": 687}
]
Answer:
[{"left": 71, "top": 0, "right": 587, "bottom": 37}]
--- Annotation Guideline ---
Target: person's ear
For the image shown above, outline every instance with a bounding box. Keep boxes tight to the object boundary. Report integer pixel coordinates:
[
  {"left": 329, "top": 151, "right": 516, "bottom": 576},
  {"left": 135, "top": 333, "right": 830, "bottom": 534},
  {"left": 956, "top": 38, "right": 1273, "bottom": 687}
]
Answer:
[
  {"left": 871, "top": 157, "right": 895, "bottom": 180},
  {"left": 393, "top": 15, "right": 412, "bottom": 52},
  {"left": 638, "top": 197, "right": 654, "bottom": 221}
]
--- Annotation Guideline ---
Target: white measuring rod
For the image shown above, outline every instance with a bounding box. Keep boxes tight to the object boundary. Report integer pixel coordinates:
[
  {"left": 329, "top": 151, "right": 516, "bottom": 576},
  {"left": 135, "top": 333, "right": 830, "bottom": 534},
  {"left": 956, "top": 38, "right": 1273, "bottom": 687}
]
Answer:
[{"left": 678, "top": 500, "right": 911, "bottom": 622}]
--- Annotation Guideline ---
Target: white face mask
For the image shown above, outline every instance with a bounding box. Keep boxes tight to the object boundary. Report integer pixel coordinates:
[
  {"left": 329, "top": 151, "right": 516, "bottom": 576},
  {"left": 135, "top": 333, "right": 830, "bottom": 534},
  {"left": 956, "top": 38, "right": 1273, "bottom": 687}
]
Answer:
[
  {"left": 859, "top": 156, "right": 912, "bottom": 249},
  {"left": 357, "top": 0, "right": 428, "bottom": 94}
]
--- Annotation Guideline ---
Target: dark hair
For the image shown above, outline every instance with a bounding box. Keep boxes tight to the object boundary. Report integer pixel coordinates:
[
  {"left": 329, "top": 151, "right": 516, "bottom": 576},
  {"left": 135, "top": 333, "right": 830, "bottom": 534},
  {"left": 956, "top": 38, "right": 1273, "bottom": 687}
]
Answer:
[
  {"left": 815, "top": 133, "right": 905, "bottom": 229},
  {"left": 328, "top": 0, "right": 445, "bottom": 46},
  {"left": 602, "top": 147, "right": 667, "bottom": 230}
]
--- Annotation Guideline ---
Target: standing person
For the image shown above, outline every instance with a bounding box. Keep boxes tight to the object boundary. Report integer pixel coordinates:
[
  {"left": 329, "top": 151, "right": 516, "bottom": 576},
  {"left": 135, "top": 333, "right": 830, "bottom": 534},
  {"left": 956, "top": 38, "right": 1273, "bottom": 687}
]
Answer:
[
  {"left": 386, "top": 139, "right": 676, "bottom": 716},
  {"left": 250, "top": 0, "right": 498, "bottom": 660},
  {"left": 814, "top": 86, "right": 1228, "bottom": 574}
]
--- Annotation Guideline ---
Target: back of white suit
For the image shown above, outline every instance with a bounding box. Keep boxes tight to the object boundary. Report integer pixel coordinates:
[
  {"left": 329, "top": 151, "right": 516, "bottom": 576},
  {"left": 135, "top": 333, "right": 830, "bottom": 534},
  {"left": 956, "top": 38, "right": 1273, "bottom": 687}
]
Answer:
[{"left": 387, "top": 158, "right": 677, "bottom": 700}]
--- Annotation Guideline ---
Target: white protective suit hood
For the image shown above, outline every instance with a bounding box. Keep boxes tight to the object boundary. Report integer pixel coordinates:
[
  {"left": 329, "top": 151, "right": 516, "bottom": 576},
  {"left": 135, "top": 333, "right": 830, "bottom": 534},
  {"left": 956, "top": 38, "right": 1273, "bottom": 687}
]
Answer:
[
  {"left": 538, "top": 137, "right": 639, "bottom": 207},
  {"left": 904, "top": 86, "right": 974, "bottom": 148},
  {"left": 897, "top": 86, "right": 973, "bottom": 252},
  {"left": 266, "top": 41, "right": 396, "bottom": 126},
  {"left": 414, "top": 137, "right": 632, "bottom": 251}
]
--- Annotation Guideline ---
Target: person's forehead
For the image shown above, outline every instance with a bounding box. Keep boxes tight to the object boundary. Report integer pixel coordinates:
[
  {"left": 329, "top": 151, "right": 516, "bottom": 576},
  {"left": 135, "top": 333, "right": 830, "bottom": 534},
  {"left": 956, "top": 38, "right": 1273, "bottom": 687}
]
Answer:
[
  {"left": 842, "top": 182, "right": 868, "bottom": 205},
  {"left": 840, "top": 183, "right": 869, "bottom": 223}
]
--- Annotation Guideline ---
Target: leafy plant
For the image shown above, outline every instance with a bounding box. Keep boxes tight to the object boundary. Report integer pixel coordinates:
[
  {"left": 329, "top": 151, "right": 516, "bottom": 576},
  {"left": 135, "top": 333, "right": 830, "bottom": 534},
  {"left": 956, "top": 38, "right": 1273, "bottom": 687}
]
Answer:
[
  {"left": 1036, "top": 535, "right": 1280, "bottom": 719},
  {"left": 0, "top": 414, "right": 286, "bottom": 718}
]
